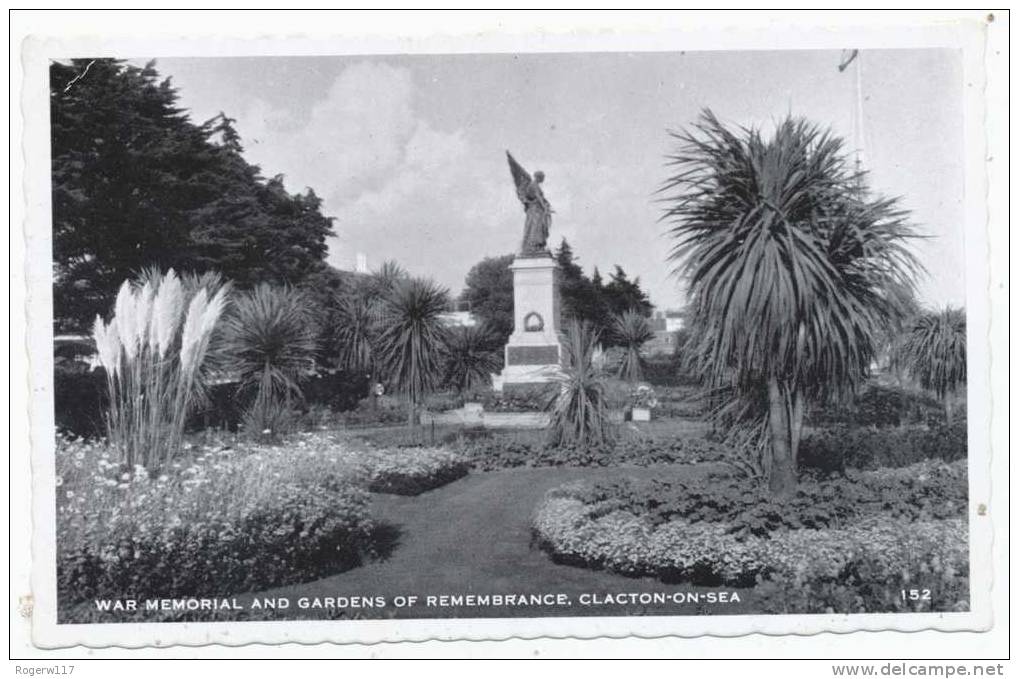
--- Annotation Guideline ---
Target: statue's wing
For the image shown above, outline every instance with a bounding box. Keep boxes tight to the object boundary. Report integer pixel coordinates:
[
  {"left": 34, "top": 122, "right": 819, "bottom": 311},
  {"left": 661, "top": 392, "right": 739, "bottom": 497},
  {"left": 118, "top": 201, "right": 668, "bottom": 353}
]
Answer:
[{"left": 506, "top": 151, "right": 532, "bottom": 203}]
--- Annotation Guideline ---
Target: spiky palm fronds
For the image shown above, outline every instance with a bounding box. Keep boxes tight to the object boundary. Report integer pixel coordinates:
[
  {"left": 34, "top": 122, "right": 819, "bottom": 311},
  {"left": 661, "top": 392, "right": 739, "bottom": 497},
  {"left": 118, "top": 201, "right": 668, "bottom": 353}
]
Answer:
[
  {"left": 221, "top": 284, "right": 319, "bottom": 438},
  {"left": 661, "top": 109, "right": 922, "bottom": 493},
  {"left": 91, "top": 269, "right": 230, "bottom": 468},
  {"left": 333, "top": 291, "right": 379, "bottom": 375},
  {"left": 443, "top": 324, "right": 500, "bottom": 394},
  {"left": 369, "top": 260, "right": 409, "bottom": 297},
  {"left": 900, "top": 307, "right": 966, "bottom": 420},
  {"left": 547, "top": 321, "right": 615, "bottom": 449},
  {"left": 375, "top": 276, "right": 450, "bottom": 427},
  {"left": 611, "top": 309, "right": 655, "bottom": 383}
]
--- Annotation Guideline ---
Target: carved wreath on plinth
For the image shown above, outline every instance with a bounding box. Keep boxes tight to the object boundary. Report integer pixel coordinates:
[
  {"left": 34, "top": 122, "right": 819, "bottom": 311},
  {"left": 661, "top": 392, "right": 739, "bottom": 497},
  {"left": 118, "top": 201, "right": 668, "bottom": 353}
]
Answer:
[{"left": 523, "top": 312, "right": 544, "bottom": 332}]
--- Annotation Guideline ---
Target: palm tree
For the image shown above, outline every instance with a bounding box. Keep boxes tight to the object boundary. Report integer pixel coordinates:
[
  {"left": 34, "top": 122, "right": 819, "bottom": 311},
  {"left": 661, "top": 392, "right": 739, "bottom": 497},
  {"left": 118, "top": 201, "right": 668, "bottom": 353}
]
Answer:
[
  {"left": 661, "top": 110, "right": 921, "bottom": 495},
  {"left": 221, "top": 284, "right": 318, "bottom": 439},
  {"left": 547, "top": 321, "right": 615, "bottom": 448},
  {"left": 900, "top": 307, "right": 966, "bottom": 423},
  {"left": 443, "top": 324, "right": 501, "bottom": 394},
  {"left": 331, "top": 260, "right": 407, "bottom": 383},
  {"left": 611, "top": 309, "right": 655, "bottom": 383},
  {"left": 375, "top": 276, "right": 450, "bottom": 428},
  {"left": 333, "top": 290, "right": 379, "bottom": 378},
  {"left": 874, "top": 280, "right": 922, "bottom": 385},
  {"left": 369, "top": 259, "right": 408, "bottom": 296}
]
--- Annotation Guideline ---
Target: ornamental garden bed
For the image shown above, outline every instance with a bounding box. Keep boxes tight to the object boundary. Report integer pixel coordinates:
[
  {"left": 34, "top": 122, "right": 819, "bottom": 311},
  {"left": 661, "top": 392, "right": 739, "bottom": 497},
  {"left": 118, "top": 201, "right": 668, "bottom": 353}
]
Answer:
[
  {"left": 55, "top": 431, "right": 469, "bottom": 614},
  {"left": 451, "top": 424, "right": 728, "bottom": 471},
  {"left": 363, "top": 446, "right": 470, "bottom": 495},
  {"left": 531, "top": 460, "right": 968, "bottom": 613}
]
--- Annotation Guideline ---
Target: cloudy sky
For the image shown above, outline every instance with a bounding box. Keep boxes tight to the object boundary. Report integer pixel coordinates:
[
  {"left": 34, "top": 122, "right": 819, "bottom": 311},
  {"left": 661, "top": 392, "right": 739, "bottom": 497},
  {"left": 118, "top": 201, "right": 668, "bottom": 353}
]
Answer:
[{"left": 143, "top": 49, "right": 965, "bottom": 309}]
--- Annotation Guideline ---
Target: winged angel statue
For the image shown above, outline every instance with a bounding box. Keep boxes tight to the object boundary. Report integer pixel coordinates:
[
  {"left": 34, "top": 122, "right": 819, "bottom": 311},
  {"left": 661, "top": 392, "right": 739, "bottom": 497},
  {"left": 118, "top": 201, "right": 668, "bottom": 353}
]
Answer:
[{"left": 507, "top": 151, "right": 553, "bottom": 255}]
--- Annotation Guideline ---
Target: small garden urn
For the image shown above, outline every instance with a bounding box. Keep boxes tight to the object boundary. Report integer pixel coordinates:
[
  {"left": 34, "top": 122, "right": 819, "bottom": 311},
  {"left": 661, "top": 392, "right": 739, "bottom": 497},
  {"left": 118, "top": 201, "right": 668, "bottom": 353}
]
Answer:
[{"left": 628, "top": 384, "right": 658, "bottom": 422}]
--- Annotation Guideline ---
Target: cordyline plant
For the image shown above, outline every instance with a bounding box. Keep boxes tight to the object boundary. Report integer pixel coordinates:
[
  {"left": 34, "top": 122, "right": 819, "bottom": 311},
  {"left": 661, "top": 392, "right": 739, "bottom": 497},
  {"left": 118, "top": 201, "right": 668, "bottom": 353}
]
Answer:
[
  {"left": 375, "top": 276, "right": 450, "bottom": 428},
  {"left": 332, "top": 259, "right": 408, "bottom": 382},
  {"left": 661, "top": 109, "right": 921, "bottom": 495},
  {"left": 91, "top": 269, "right": 231, "bottom": 469},
  {"left": 547, "top": 321, "right": 615, "bottom": 449},
  {"left": 442, "top": 324, "right": 501, "bottom": 394},
  {"left": 221, "top": 284, "right": 319, "bottom": 440},
  {"left": 611, "top": 309, "right": 655, "bottom": 384},
  {"left": 900, "top": 307, "right": 967, "bottom": 423}
]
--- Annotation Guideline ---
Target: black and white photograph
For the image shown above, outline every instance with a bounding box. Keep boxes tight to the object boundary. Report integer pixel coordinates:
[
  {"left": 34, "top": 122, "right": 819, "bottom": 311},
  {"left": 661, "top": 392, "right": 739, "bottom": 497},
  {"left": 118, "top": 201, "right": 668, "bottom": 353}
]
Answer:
[{"left": 12, "top": 11, "right": 1005, "bottom": 657}]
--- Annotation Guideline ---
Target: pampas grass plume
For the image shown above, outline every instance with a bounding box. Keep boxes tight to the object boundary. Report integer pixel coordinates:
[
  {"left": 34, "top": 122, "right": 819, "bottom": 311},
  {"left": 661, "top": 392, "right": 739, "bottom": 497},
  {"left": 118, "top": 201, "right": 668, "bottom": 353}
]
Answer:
[
  {"left": 179, "top": 288, "right": 209, "bottom": 376},
  {"left": 151, "top": 269, "right": 184, "bottom": 358}
]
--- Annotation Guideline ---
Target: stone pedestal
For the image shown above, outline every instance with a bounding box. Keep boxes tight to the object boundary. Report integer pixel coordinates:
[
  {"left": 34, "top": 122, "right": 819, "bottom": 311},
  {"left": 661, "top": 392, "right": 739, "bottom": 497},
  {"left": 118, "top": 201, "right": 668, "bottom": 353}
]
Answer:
[{"left": 497, "top": 254, "right": 562, "bottom": 390}]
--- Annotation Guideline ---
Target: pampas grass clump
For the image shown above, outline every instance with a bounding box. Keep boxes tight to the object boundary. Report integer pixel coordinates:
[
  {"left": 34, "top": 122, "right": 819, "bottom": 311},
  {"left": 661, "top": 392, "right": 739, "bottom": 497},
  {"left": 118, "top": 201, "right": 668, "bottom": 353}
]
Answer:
[{"left": 91, "top": 269, "right": 230, "bottom": 469}]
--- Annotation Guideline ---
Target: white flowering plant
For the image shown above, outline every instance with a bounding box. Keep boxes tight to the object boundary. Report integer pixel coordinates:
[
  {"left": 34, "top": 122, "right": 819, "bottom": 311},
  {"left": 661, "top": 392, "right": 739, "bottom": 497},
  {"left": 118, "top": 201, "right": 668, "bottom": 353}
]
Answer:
[
  {"left": 629, "top": 384, "right": 659, "bottom": 410},
  {"left": 56, "top": 433, "right": 373, "bottom": 610},
  {"left": 56, "top": 431, "right": 471, "bottom": 615}
]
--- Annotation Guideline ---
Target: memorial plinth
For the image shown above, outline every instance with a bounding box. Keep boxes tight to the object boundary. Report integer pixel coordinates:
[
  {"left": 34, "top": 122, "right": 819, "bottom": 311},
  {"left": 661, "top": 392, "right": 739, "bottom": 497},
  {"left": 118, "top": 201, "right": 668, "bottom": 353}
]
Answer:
[{"left": 497, "top": 253, "right": 562, "bottom": 391}]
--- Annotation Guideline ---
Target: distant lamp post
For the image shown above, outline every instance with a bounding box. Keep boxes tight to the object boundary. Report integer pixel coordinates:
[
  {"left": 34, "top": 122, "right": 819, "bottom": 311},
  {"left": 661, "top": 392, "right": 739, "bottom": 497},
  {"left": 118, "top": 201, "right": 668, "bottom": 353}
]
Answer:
[{"left": 838, "top": 48, "right": 866, "bottom": 191}]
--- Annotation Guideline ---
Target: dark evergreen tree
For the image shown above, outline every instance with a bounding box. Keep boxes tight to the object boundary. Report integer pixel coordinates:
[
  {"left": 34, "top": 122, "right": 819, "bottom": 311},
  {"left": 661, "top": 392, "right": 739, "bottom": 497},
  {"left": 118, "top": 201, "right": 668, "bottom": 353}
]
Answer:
[
  {"left": 460, "top": 241, "right": 655, "bottom": 350},
  {"left": 602, "top": 265, "right": 653, "bottom": 318},
  {"left": 50, "top": 59, "right": 334, "bottom": 331},
  {"left": 461, "top": 254, "right": 515, "bottom": 345},
  {"left": 554, "top": 238, "right": 606, "bottom": 328}
]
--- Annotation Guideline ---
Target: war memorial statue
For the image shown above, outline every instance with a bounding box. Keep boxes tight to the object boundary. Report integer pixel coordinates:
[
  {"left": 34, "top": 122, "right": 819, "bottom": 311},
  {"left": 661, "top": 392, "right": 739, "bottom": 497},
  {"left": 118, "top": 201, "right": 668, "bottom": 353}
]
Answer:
[
  {"left": 497, "top": 151, "right": 562, "bottom": 391},
  {"left": 506, "top": 151, "right": 553, "bottom": 255}
]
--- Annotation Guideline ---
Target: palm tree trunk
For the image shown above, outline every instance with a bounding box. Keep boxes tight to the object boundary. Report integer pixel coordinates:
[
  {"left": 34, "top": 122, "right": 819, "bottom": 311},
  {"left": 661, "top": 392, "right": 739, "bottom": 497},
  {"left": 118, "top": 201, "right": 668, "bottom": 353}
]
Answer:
[
  {"left": 944, "top": 394, "right": 954, "bottom": 425},
  {"left": 767, "top": 377, "right": 797, "bottom": 497}
]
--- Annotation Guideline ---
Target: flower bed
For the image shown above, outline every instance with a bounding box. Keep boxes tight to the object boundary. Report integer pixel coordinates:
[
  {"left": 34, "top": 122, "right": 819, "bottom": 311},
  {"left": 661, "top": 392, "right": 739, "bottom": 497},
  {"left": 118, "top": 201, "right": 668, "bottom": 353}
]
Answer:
[
  {"left": 362, "top": 446, "right": 470, "bottom": 495},
  {"left": 56, "top": 432, "right": 469, "bottom": 610},
  {"left": 56, "top": 435, "right": 376, "bottom": 607},
  {"left": 457, "top": 433, "right": 727, "bottom": 471},
  {"left": 532, "top": 461, "right": 968, "bottom": 612}
]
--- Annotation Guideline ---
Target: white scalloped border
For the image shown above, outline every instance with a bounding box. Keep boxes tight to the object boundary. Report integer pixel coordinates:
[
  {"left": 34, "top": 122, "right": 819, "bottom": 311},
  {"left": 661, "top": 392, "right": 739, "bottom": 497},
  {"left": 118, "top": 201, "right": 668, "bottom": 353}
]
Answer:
[{"left": 19, "top": 17, "right": 996, "bottom": 649}]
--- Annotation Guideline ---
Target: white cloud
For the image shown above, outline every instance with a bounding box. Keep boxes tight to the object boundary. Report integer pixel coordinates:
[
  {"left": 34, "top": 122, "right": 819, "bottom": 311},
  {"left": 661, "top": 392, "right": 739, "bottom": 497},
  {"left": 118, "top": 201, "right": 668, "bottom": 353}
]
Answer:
[
  {"left": 231, "top": 61, "right": 526, "bottom": 290},
  {"left": 237, "top": 61, "right": 419, "bottom": 200},
  {"left": 229, "top": 60, "right": 676, "bottom": 301}
]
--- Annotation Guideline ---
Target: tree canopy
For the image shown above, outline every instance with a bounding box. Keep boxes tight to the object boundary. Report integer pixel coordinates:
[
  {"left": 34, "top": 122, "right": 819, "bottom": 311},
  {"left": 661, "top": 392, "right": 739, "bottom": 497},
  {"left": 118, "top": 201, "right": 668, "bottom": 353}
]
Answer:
[
  {"left": 460, "top": 254, "right": 515, "bottom": 345},
  {"left": 50, "top": 59, "right": 334, "bottom": 331},
  {"left": 459, "top": 241, "right": 655, "bottom": 348}
]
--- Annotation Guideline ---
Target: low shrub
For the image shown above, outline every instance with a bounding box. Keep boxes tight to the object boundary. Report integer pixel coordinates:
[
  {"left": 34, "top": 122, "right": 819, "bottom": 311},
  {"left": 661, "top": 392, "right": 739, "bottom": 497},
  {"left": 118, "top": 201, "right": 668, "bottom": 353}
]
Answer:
[
  {"left": 806, "top": 384, "right": 946, "bottom": 428},
  {"left": 422, "top": 392, "right": 467, "bottom": 413},
  {"left": 642, "top": 353, "right": 701, "bottom": 388},
  {"left": 54, "top": 359, "right": 107, "bottom": 438},
  {"left": 334, "top": 397, "right": 407, "bottom": 427},
  {"left": 301, "top": 369, "right": 372, "bottom": 412},
  {"left": 645, "top": 384, "right": 706, "bottom": 419},
  {"left": 471, "top": 383, "right": 555, "bottom": 413},
  {"left": 799, "top": 421, "right": 967, "bottom": 472},
  {"left": 56, "top": 435, "right": 375, "bottom": 605}
]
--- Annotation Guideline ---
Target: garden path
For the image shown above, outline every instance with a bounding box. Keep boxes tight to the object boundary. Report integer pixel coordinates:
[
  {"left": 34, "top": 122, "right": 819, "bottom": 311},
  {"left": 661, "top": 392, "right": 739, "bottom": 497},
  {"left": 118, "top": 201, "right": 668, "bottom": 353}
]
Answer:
[{"left": 246, "top": 464, "right": 752, "bottom": 619}]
